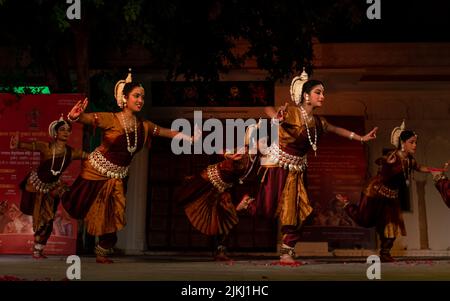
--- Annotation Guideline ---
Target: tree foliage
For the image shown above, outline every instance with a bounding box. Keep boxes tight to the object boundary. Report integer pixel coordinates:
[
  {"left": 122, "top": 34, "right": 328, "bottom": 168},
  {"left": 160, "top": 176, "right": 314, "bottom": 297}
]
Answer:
[{"left": 0, "top": 0, "right": 364, "bottom": 89}]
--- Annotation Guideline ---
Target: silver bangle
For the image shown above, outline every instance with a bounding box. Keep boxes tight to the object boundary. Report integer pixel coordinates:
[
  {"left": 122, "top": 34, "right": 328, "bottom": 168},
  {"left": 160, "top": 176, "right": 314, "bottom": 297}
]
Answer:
[
  {"left": 67, "top": 113, "right": 79, "bottom": 123},
  {"left": 349, "top": 132, "right": 355, "bottom": 140}
]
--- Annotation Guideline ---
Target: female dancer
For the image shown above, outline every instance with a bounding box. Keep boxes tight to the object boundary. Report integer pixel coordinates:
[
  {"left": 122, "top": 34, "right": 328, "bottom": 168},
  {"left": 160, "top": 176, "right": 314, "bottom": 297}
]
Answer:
[
  {"left": 62, "top": 71, "right": 197, "bottom": 263},
  {"left": 337, "top": 121, "right": 440, "bottom": 262},
  {"left": 256, "top": 71, "right": 378, "bottom": 263},
  {"left": 430, "top": 161, "right": 449, "bottom": 207},
  {"left": 10, "top": 116, "right": 87, "bottom": 258},
  {"left": 175, "top": 143, "right": 257, "bottom": 261}
]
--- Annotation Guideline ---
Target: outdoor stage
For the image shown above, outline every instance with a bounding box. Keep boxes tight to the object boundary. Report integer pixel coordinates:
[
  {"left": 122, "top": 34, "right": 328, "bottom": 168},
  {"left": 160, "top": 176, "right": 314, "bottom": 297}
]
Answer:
[{"left": 1, "top": 254, "right": 450, "bottom": 281}]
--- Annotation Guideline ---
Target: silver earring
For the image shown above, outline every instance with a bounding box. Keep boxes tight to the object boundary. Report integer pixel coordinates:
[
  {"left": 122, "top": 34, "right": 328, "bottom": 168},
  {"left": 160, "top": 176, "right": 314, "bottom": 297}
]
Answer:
[
  {"left": 305, "top": 95, "right": 311, "bottom": 105},
  {"left": 401, "top": 144, "right": 405, "bottom": 152},
  {"left": 306, "top": 97, "right": 311, "bottom": 105}
]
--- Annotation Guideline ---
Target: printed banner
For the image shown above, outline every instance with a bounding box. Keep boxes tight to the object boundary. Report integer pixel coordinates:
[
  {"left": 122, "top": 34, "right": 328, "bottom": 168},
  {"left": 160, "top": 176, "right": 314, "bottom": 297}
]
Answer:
[{"left": 0, "top": 93, "right": 83, "bottom": 255}]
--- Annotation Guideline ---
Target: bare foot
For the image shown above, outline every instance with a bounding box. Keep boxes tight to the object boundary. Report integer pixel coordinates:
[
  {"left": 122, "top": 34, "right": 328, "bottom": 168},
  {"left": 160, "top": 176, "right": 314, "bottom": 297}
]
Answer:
[
  {"left": 279, "top": 254, "right": 297, "bottom": 264},
  {"left": 32, "top": 253, "right": 47, "bottom": 260},
  {"left": 96, "top": 256, "right": 113, "bottom": 264},
  {"left": 214, "top": 253, "right": 232, "bottom": 262},
  {"left": 380, "top": 253, "right": 396, "bottom": 263}
]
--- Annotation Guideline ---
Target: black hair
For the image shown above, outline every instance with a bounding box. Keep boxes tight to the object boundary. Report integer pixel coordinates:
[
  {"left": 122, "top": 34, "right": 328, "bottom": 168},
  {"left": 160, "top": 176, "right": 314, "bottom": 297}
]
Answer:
[
  {"left": 301, "top": 79, "right": 325, "bottom": 103},
  {"left": 400, "top": 130, "right": 416, "bottom": 142},
  {"left": 123, "top": 82, "right": 144, "bottom": 98},
  {"left": 398, "top": 130, "right": 417, "bottom": 149},
  {"left": 55, "top": 120, "right": 72, "bottom": 132}
]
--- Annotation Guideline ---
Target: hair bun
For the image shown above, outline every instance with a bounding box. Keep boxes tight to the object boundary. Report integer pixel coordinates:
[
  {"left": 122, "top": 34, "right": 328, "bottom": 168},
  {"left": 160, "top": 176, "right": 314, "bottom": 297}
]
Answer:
[
  {"left": 114, "top": 68, "right": 133, "bottom": 109},
  {"left": 390, "top": 119, "right": 406, "bottom": 148},
  {"left": 290, "top": 68, "right": 309, "bottom": 105}
]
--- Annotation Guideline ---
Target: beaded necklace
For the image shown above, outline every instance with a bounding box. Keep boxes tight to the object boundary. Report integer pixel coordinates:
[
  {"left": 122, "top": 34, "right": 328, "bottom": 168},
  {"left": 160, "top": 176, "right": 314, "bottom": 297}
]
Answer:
[
  {"left": 50, "top": 144, "right": 66, "bottom": 176},
  {"left": 120, "top": 112, "right": 138, "bottom": 155},
  {"left": 299, "top": 106, "right": 317, "bottom": 156},
  {"left": 400, "top": 154, "right": 411, "bottom": 186}
]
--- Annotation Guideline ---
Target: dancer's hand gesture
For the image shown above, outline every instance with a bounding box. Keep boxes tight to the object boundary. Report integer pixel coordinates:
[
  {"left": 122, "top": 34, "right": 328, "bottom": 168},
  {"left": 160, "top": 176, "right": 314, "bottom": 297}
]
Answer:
[
  {"left": 68, "top": 98, "right": 88, "bottom": 121},
  {"left": 362, "top": 127, "right": 378, "bottom": 142}
]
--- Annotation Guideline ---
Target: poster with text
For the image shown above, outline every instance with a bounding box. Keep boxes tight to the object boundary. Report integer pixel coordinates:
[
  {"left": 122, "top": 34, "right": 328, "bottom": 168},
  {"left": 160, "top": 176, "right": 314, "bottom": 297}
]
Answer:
[{"left": 0, "top": 93, "right": 83, "bottom": 255}]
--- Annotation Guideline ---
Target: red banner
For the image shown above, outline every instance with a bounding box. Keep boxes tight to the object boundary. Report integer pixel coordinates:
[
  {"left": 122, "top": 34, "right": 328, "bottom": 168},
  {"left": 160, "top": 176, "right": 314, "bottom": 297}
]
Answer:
[{"left": 0, "top": 93, "right": 83, "bottom": 255}]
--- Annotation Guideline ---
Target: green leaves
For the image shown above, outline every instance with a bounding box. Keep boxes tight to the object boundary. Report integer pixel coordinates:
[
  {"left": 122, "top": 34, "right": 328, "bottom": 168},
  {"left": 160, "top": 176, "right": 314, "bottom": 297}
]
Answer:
[
  {"left": 123, "top": 0, "right": 143, "bottom": 22},
  {"left": 0, "top": 0, "right": 364, "bottom": 87}
]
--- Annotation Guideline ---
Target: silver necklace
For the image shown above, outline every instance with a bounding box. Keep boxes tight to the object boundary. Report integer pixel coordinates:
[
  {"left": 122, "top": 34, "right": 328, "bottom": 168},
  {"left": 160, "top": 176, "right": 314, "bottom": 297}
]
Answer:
[
  {"left": 299, "top": 106, "right": 318, "bottom": 156},
  {"left": 50, "top": 144, "right": 66, "bottom": 176},
  {"left": 400, "top": 155, "right": 410, "bottom": 186},
  {"left": 120, "top": 112, "right": 138, "bottom": 155}
]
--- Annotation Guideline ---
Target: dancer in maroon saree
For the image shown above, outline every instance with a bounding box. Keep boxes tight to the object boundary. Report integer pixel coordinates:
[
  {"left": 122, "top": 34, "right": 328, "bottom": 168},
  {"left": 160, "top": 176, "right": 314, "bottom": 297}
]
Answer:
[
  {"left": 255, "top": 71, "right": 378, "bottom": 263},
  {"left": 175, "top": 145, "right": 257, "bottom": 261},
  {"left": 62, "top": 70, "right": 196, "bottom": 263},
  {"left": 10, "top": 116, "right": 87, "bottom": 259},
  {"left": 431, "top": 161, "right": 450, "bottom": 208},
  {"left": 337, "top": 121, "right": 440, "bottom": 262}
]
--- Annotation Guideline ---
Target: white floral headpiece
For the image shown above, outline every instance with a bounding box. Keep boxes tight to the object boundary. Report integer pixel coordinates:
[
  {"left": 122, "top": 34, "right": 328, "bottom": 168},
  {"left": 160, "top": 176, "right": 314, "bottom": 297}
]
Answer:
[
  {"left": 290, "top": 68, "right": 309, "bottom": 105},
  {"left": 390, "top": 120, "right": 406, "bottom": 148},
  {"left": 114, "top": 68, "right": 133, "bottom": 109},
  {"left": 48, "top": 114, "right": 69, "bottom": 138}
]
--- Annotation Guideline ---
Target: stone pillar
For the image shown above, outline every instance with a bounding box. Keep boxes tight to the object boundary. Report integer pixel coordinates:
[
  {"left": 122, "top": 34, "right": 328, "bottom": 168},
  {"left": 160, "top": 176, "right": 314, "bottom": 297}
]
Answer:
[
  {"left": 416, "top": 180, "right": 430, "bottom": 250},
  {"left": 116, "top": 148, "right": 149, "bottom": 254}
]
